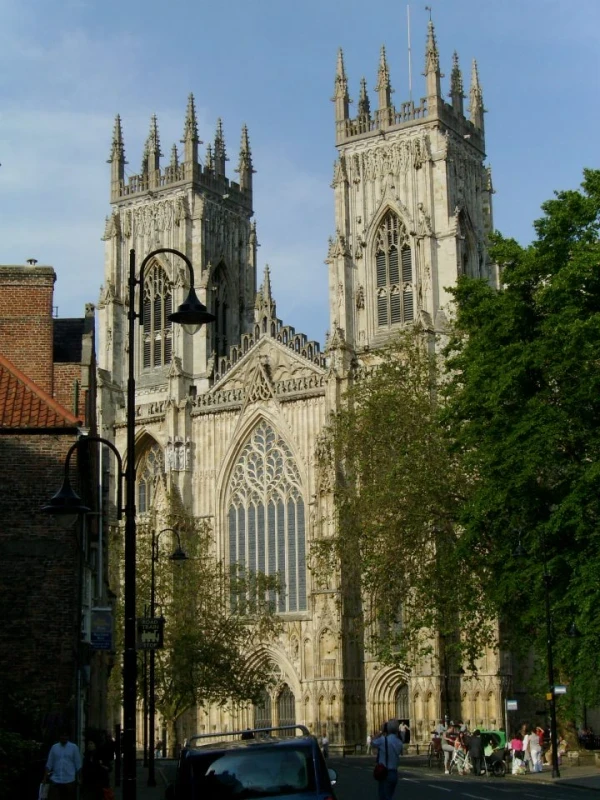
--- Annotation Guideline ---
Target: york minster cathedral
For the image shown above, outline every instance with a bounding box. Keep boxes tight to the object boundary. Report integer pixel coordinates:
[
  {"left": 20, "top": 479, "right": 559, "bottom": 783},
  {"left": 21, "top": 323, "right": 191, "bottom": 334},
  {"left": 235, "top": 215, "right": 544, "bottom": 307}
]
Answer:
[{"left": 98, "top": 21, "right": 503, "bottom": 748}]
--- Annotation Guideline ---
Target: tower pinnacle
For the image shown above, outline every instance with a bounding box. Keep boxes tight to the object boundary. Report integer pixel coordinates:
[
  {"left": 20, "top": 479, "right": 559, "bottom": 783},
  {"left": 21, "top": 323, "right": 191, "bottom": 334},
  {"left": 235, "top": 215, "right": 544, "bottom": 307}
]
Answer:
[
  {"left": 469, "top": 59, "right": 484, "bottom": 131},
  {"left": 182, "top": 93, "right": 200, "bottom": 178},
  {"left": 423, "top": 20, "right": 442, "bottom": 103},
  {"left": 449, "top": 51, "right": 464, "bottom": 115},
  {"left": 236, "top": 124, "right": 254, "bottom": 193},
  {"left": 375, "top": 46, "right": 393, "bottom": 127},
  {"left": 333, "top": 48, "right": 350, "bottom": 124},
  {"left": 204, "top": 143, "right": 214, "bottom": 174},
  {"left": 214, "top": 118, "right": 227, "bottom": 178},
  {"left": 357, "top": 76, "right": 371, "bottom": 129},
  {"left": 108, "top": 114, "right": 125, "bottom": 200}
]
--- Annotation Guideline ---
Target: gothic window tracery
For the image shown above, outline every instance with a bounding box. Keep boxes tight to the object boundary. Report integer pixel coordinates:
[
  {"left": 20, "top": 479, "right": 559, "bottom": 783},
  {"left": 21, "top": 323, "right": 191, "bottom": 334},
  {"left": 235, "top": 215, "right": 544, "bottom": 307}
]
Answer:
[
  {"left": 374, "top": 211, "right": 414, "bottom": 327},
  {"left": 227, "top": 420, "right": 307, "bottom": 613},
  {"left": 137, "top": 441, "right": 164, "bottom": 514},
  {"left": 142, "top": 263, "right": 172, "bottom": 369}
]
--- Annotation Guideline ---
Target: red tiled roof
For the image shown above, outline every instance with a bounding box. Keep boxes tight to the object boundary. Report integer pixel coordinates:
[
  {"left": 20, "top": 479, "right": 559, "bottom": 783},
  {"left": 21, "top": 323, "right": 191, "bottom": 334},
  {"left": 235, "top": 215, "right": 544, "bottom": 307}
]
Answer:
[{"left": 0, "top": 353, "right": 81, "bottom": 429}]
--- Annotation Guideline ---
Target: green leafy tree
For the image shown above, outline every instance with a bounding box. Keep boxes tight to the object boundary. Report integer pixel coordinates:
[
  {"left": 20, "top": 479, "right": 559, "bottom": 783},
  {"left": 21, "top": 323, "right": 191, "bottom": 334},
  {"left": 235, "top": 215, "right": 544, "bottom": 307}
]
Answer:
[
  {"left": 315, "top": 327, "right": 493, "bottom": 670},
  {"left": 111, "top": 515, "right": 281, "bottom": 751},
  {"left": 443, "top": 169, "right": 600, "bottom": 710}
]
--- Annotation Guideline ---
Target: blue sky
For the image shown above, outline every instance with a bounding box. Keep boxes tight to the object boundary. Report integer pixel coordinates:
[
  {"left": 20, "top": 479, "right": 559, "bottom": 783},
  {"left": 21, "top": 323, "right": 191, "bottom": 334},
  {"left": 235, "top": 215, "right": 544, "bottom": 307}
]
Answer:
[{"left": 0, "top": 0, "right": 598, "bottom": 344}]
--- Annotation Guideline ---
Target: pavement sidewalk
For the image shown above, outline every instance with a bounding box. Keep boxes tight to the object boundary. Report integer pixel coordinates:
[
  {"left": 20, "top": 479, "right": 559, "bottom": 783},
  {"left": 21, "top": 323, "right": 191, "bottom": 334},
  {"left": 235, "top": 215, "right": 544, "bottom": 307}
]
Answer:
[
  {"left": 508, "top": 764, "right": 600, "bottom": 792},
  {"left": 113, "top": 759, "right": 172, "bottom": 800}
]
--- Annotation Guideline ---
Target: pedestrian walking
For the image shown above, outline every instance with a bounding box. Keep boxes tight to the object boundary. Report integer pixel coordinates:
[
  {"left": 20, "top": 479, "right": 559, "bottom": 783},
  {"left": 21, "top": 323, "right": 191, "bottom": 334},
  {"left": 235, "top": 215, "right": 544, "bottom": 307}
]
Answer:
[
  {"left": 441, "top": 722, "right": 458, "bottom": 775},
  {"left": 81, "top": 740, "right": 110, "bottom": 800},
  {"left": 44, "top": 730, "right": 82, "bottom": 800},
  {"left": 321, "top": 733, "right": 329, "bottom": 759},
  {"left": 398, "top": 721, "right": 410, "bottom": 746},
  {"left": 468, "top": 729, "right": 483, "bottom": 776},
  {"left": 372, "top": 723, "right": 403, "bottom": 800},
  {"left": 154, "top": 739, "right": 164, "bottom": 759}
]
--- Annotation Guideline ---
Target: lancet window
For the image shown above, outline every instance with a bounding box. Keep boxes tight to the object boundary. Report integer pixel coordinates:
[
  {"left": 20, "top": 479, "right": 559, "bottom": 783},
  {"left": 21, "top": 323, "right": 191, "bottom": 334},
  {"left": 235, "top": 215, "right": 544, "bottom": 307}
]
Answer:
[
  {"left": 227, "top": 421, "right": 307, "bottom": 613},
  {"left": 142, "top": 263, "right": 172, "bottom": 369},
  {"left": 374, "top": 211, "right": 414, "bottom": 327},
  {"left": 137, "top": 442, "right": 164, "bottom": 514}
]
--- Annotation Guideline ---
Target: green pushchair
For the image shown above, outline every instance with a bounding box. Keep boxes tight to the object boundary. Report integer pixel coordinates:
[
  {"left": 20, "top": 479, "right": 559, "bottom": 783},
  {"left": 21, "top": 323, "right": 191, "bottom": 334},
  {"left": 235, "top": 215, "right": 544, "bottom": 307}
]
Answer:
[{"left": 480, "top": 730, "right": 508, "bottom": 777}]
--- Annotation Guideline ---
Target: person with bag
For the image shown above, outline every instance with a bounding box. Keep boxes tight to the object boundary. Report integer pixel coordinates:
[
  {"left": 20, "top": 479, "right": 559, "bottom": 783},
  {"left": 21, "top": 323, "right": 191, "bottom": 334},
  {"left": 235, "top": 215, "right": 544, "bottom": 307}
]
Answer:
[
  {"left": 371, "top": 722, "right": 403, "bottom": 800},
  {"left": 441, "top": 722, "right": 458, "bottom": 775},
  {"left": 44, "top": 730, "right": 82, "bottom": 800},
  {"left": 82, "top": 740, "right": 110, "bottom": 800}
]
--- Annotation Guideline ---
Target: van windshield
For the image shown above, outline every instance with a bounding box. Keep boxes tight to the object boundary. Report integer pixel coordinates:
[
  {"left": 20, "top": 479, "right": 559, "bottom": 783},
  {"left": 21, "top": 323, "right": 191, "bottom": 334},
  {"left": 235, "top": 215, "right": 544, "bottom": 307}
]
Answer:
[{"left": 182, "top": 745, "right": 317, "bottom": 799}]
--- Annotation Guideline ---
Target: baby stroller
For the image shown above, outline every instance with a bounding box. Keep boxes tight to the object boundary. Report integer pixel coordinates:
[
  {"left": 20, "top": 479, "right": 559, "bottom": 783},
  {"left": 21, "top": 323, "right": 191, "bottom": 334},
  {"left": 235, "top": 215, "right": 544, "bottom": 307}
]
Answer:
[{"left": 481, "top": 731, "right": 507, "bottom": 777}]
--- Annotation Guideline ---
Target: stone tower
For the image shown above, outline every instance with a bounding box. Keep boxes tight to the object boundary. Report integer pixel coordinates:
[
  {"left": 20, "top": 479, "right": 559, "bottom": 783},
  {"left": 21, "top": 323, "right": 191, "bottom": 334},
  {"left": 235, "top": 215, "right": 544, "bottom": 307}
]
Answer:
[
  {"left": 328, "top": 23, "right": 495, "bottom": 352},
  {"left": 99, "top": 97, "right": 257, "bottom": 403}
]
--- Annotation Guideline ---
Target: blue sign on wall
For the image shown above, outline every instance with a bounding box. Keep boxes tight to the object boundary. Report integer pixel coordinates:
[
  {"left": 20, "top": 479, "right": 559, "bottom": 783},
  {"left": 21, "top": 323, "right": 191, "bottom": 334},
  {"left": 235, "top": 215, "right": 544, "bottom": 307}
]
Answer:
[{"left": 91, "top": 607, "right": 113, "bottom": 650}]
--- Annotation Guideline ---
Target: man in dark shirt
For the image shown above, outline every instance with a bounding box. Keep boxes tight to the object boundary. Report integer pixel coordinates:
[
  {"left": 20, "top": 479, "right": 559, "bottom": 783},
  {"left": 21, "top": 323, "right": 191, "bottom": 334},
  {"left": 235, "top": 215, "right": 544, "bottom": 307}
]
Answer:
[{"left": 468, "top": 730, "right": 483, "bottom": 776}]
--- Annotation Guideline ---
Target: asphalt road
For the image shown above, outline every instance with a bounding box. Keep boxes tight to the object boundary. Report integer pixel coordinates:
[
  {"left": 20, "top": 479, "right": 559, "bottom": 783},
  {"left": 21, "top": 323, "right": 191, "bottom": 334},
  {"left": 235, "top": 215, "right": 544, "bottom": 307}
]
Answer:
[{"left": 329, "top": 757, "right": 598, "bottom": 800}]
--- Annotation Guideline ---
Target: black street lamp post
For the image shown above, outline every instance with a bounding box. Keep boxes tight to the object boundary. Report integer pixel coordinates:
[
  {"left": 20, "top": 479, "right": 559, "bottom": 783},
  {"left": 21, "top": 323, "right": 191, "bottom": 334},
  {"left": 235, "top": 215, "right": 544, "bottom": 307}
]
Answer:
[
  {"left": 43, "top": 248, "right": 214, "bottom": 800},
  {"left": 147, "top": 528, "right": 187, "bottom": 787},
  {"left": 543, "top": 571, "right": 560, "bottom": 778}
]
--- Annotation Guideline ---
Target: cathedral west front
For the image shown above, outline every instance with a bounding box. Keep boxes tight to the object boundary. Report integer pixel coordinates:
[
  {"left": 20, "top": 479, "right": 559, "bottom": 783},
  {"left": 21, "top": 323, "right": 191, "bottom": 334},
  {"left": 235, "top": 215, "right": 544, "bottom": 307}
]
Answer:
[{"left": 98, "top": 22, "right": 505, "bottom": 749}]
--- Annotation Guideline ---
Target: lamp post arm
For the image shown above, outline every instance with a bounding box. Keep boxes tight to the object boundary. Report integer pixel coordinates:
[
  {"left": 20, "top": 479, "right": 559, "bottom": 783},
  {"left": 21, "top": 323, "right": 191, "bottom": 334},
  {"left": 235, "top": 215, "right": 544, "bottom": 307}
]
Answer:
[
  {"left": 137, "top": 248, "right": 196, "bottom": 322},
  {"left": 79, "top": 435, "right": 126, "bottom": 518}
]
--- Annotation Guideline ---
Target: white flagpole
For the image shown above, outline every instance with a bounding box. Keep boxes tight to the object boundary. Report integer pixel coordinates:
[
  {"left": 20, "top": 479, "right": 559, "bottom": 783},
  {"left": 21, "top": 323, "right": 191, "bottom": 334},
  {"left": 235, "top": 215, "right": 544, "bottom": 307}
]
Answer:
[{"left": 407, "top": 5, "right": 413, "bottom": 102}]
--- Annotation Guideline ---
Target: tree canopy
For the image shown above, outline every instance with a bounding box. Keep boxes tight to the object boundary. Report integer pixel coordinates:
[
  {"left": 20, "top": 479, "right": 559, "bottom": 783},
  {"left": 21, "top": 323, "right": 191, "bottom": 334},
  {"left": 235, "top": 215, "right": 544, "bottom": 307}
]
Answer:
[
  {"left": 315, "top": 327, "right": 493, "bottom": 669},
  {"left": 111, "top": 514, "right": 281, "bottom": 746},
  {"left": 444, "top": 168, "right": 600, "bottom": 708}
]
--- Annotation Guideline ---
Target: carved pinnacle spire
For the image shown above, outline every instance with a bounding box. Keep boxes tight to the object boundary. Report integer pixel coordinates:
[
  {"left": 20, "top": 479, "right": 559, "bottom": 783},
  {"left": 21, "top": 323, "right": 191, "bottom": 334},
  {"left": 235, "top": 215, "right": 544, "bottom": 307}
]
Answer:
[
  {"left": 469, "top": 59, "right": 484, "bottom": 130},
  {"left": 182, "top": 92, "right": 199, "bottom": 142},
  {"left": 170, "top": 144, "right": 179, "bottom": 168},
  {"left": 333, "top": 47, "right": 350, "bottom": 123},
  {"left": 423, "top": 20, "right": 442, "bottom": 103},
  {"left": 147, "top": 115, "right": 162, "bottom": 156},
  {"left": 236, "top": 124, "right": 254, "bottom": 192},
  {"left": 108, "top": 113, "right": 125, "bottom": 199},
  {"left": 449, "top": 51, "right": 464, "bottom": 114},
  {"left": 357, "top": 76, "right": 371, "bottom": 119},
  {"left": 108, "top": 113, "right": 125, "bottom": 163},
  {"left": 205, "top": 143, "right": 214, "bottom": 173},
  {"left": 424, "top": 19, "right": 440, "bottom": 74},
  {"left": 141, "top": 139, "right": 149, "bottom": 175},
  {"left": 263, "top": 264, "right": 272, "bottom": 302},
  {"left": 375, "top": 46, "right": 393, "bottom": 126},
  {"left": 214, "top": 118, "right": 227, "bottom": 177}
]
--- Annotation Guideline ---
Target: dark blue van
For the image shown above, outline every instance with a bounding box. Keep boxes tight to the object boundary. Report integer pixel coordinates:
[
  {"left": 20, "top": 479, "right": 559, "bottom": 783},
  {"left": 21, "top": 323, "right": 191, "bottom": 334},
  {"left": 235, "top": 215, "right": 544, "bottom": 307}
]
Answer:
[{"left": 168, "top": 725, "right": 337, "bottom": 800}]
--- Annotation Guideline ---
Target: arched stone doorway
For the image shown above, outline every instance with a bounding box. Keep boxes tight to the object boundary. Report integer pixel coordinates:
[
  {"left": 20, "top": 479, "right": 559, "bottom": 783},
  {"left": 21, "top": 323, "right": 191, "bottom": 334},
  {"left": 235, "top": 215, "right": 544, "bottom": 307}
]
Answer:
[
  {"left": 254, "top": 689, "right": 272, "bottom": 729},
  {"left": 278, "top": 684, "right": 296, "bottom": 733}
]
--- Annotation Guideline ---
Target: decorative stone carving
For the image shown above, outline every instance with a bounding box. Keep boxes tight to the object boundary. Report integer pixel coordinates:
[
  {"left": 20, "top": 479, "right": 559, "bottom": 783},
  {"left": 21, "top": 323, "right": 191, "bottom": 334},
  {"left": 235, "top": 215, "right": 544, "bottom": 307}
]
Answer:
[{"left": 355, "top": 285, "right": 365, "bottom": 309}]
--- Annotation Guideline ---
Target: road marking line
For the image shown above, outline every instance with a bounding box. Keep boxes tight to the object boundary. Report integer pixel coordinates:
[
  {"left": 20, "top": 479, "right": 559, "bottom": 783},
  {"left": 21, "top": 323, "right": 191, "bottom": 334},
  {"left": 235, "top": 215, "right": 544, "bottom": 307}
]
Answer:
[
  {"left": 401, "top": 777, "right": 419, "bottom": 782},
  {"left": 427, "top": 785, "right": 452, "bottom": 792},
  {"left": 462, "top": 794, "right": 492, "bottom": 800}
]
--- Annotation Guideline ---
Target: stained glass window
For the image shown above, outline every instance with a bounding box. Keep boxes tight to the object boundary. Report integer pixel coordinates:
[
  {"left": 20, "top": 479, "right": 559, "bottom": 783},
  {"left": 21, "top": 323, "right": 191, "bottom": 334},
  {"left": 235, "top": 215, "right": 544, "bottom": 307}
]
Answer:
[{"left": 228, "top": 421, "right": 307, "bottom": 612}]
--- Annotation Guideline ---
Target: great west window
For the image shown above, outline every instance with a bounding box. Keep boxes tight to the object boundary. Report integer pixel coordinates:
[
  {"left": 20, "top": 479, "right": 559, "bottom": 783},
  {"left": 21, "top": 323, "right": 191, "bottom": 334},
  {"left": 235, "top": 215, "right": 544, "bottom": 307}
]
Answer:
[{"left": 228, "top": 421, "right": 307, "bottom": 613}]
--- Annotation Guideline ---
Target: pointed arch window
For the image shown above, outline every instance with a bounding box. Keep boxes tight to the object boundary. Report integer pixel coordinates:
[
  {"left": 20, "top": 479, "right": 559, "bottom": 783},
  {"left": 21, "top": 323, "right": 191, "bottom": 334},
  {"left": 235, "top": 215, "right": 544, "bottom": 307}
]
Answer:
[
  {"left": 142, "top": 263, "right": 172, "bottom": 369},
  {"left": 137, "top": 442, "right": 164, "bottom": 514},
  {"left": 374, "top": 211, "right": 414, "bottom": 327},
  {"left": 228, "top": 421, "right": 307, "bottom": 613}
]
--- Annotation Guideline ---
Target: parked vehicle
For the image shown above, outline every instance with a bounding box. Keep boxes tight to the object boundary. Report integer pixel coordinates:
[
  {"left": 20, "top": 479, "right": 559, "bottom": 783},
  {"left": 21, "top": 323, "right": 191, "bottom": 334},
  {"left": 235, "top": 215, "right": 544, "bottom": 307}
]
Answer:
[{"left": 167, "top": 725, "right": 337, "bottom": 800}]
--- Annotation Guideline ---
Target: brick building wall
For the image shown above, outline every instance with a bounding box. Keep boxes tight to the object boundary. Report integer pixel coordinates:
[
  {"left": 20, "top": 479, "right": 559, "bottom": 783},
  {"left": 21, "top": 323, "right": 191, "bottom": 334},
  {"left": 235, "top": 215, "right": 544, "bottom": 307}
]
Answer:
[
  {"left": 0, "top": 435, "right": 82, "bottom": 728},
  {"left": 0, "top": 263, "right": 101, "bottom": 749},
  {"left": 0, "top": 266, "right": 55, "bottom": 394}
]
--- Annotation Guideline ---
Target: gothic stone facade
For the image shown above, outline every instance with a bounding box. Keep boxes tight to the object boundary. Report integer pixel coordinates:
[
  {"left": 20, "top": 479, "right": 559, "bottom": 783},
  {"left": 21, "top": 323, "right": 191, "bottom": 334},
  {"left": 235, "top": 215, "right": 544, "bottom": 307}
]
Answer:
[{"left": 98, "top": 23, "right": 505, "bottom": 747}]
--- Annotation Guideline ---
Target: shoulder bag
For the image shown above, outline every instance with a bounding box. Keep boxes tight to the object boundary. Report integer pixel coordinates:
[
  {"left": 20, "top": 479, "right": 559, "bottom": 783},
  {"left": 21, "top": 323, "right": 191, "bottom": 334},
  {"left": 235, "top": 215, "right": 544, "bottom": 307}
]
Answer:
[{"left": 373, "top": 735, "right": 389, "bottom": 781}]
